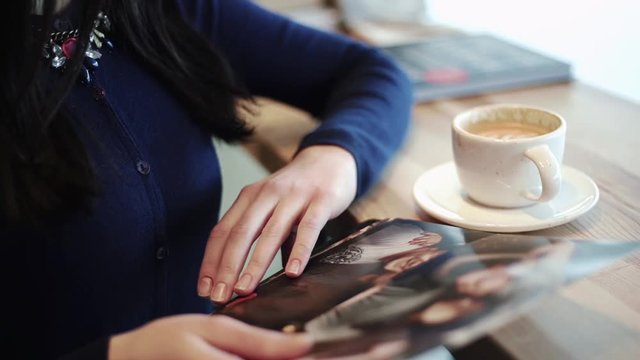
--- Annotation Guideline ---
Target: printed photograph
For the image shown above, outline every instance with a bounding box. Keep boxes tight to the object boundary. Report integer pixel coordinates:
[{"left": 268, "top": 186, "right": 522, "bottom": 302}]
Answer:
[{"left": 219, "top": 218, "right": 640, "bottom": 358}]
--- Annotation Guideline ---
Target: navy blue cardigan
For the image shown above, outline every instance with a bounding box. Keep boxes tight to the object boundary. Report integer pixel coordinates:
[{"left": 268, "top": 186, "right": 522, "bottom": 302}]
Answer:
[{"left": 3, "top": 0, "right": 412, "bottom": 358}]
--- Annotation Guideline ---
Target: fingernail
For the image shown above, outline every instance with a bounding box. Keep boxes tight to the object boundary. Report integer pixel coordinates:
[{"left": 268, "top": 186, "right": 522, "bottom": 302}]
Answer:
[
  {"left": 293, "top": 333, "right": 313, "bottom": 348},
  {"left": 211, "top": 282, "right": 227, "bottom": 302},
  {"left": 235, "top": 274, "right": 253, "bottom": 292},
  {"left": 286, "top": 259, "right": 301, "bottom": 276},
  {"left": 198, "top": 277, "right": 212, "bottom": 297}
]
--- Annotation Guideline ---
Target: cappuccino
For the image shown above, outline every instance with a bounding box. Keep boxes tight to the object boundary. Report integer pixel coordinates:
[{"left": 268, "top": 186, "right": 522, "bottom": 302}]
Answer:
[
  {"left": 452, "top": 104, "right": 566, "bottom": 207},
  {"left": 468, "top": 121, "right": 550, "bottom": 140}
]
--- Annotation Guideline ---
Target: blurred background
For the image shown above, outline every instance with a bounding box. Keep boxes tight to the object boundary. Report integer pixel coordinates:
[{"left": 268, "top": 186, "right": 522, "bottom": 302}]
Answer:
[
  {"left": 428, "top": 0, "right": 640, "bottom": 105},
  {"left": 256, "top": 0, "right": 640, "bottom": 104}
]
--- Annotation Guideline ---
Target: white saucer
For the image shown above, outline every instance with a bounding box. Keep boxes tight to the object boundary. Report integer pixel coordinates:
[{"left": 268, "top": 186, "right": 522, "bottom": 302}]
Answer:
[{"left": 412, "top": 162, "right": 599, "bottom": 233}]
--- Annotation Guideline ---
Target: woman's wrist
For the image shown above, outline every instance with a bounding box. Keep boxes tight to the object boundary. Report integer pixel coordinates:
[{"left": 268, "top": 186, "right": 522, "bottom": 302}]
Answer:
[
  {"left": 296, "top": 144, "right": 358, "bottom": 197},
  {"left": 296, "top": 145, "right": 357, "bottom": 176}
]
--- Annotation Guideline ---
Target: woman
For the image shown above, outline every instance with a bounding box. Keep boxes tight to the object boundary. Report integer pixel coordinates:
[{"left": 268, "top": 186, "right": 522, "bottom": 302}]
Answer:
[{"left": 2, "top": 0, "right": 412, "bottom": 358}]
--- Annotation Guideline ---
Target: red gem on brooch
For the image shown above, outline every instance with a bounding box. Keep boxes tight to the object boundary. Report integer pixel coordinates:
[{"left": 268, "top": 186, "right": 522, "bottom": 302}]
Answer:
[{"left": 62, "top": 37, "right": 78, "bottom": 58}]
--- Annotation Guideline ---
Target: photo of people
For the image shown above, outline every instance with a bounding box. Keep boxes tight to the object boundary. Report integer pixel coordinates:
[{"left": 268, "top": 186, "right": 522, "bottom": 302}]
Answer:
[
  {"left": 219, "top": 218, "right": 640, "bottom": 359},
  {"left": 302, "top": 235, "right": 567, "bottom": 341},
  {"left": 219, "top": 219, "right": 466, "bottom": 329}
]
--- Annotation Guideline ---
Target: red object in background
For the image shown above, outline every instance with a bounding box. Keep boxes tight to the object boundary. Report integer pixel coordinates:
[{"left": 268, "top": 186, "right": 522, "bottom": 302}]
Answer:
[{"left": 423, "top": 67, "right": 469, "bottom": 84}]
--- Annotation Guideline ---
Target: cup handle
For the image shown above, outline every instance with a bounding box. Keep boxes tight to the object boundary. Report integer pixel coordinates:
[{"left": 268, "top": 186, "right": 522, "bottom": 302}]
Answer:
[{"left": 523, "top": 145, "right": 562, "bottom": 202}]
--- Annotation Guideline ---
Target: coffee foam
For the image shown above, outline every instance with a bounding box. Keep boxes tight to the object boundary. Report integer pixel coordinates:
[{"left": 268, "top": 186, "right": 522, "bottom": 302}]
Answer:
[{"left": 468, "top": 121, "right": 550, "bottom": 140}]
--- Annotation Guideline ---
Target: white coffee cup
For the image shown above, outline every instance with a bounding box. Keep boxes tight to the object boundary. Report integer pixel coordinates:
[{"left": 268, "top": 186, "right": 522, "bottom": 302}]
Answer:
[{"left": 452, "top": 104, "right": 566, "bottom": 208}]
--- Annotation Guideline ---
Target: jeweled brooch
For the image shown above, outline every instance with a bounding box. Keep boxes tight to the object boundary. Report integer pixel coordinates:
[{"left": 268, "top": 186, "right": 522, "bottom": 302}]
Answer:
[{"left": 42, "top": 11, "right": 112, "bottom": 84}]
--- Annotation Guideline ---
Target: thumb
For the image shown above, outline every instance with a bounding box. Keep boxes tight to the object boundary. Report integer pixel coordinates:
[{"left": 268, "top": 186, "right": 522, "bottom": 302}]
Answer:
[{"left": 201, "top": 316, "right": 312, "bottom": 359}]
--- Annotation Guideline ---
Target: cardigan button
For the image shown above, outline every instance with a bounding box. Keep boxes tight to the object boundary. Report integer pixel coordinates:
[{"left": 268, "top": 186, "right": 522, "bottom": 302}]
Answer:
[
  {"left": 156, "top": 246, "right": 167, "bottom": 260},
  {"left": 136, "top": 160, "right": 151, "bottom": 175},
  {"left": 92, "top": 86, "right": 106, "bottom": 101}
]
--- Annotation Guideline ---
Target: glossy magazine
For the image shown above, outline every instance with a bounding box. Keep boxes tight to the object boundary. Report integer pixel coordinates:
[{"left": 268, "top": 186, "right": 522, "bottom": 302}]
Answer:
[{"left": 219, "top": 218, "right": 639, "bottom": 359}]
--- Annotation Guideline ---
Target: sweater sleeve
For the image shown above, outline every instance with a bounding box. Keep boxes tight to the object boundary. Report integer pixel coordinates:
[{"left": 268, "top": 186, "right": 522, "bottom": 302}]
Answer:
[{"left": 178, "top": 0, "right": 413, "bottom": 197}]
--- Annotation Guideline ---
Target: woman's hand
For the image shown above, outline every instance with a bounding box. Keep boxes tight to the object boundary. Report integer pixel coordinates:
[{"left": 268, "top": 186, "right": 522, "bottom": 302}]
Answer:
[
  {"left": 198, "top": 145, "right": 357, "bottom": 303},
  {"left": 109, "top": 315, "right": 311, "bottom": 360}
]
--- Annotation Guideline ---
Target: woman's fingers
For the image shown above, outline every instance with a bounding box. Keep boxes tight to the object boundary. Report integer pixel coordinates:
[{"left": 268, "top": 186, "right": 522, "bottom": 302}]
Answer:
[
  {"left": 234, "top": 194, "right": 308, "bottom": 295},
  {"left": 110, "top": 314, "right": 311, "bottom": 360},
  {"left": 199, "top": 146, "right": 358, "bottom": 302},
  {"left": 198, "top": 183, "right": 265, "bottom": 299},
  {"left": 285, "top": 195, "right": 332, "bottom": 277},
  {"left": 197, "top": 188, "right": 252, "bottom": 298},
  {"left": 203, "top": 316, "right": 312, "bottom": 359},
  {"left": 209, "top": 189, "right": 280, "bottom": 304}
]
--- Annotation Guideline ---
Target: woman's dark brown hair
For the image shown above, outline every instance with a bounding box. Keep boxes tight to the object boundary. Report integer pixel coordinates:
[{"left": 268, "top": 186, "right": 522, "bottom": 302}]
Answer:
[{"left": 0, "top": 0, "right": 252, "bottom": 225}]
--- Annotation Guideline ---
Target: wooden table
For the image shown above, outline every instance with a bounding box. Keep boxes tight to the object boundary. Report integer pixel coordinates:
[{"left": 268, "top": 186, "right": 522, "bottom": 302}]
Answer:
[
  {"left": 247, "top": 2, "right": 640, "bottom": 359},
  {"left": 243, "top": 81, "right": 640, "bottom": 359}
]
